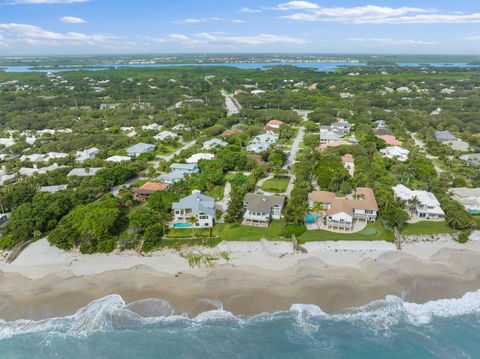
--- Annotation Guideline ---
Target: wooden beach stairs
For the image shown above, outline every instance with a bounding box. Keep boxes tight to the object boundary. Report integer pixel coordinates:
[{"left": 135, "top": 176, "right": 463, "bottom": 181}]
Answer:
[
  {"left": 6, "top": 240, "right": 32, "bottom": 264},
  {"left": 292, "top": 235, "right": 308, "bottom": 254}
]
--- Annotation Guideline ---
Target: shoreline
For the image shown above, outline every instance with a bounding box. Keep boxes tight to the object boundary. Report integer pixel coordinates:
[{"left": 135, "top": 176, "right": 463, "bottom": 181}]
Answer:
[{"left": 1, "top": 238, "right": 480, "bottom": 321}]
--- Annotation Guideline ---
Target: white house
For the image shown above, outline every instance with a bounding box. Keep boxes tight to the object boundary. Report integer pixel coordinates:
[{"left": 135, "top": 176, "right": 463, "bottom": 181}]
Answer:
[
  {"left": 0, "top": 169, "right": 16, "bottom": 185},
  {"left": 39, "top": 184, "right": 68, "bottom": 193},
  {"left": 186, "top": 153, "right": 215, "bottom": 164},
  {"left": 76, "top": 147, "right": 100, "bottom": 163},
  {"left": 172, "top": 190, "right": 216, "bottom": 228},
  {"left": 67, "top": 168, "right": 103, "bottom": 177},
  {"left": 142, "top": 123, "right": 162, "bottom": 131},
  {"left": 393, "top": 184, "right": 445, "bottom": 220},
  {"left": 20, "top": 152, "right": 68, "bottom": 163},
  {"left": 330, "top": 118, "right": 352, "bottom": 136},
  {"left": 126, "top": 143, "right": 155, "bottom": 157},
  {"left": 170, "top": 163, "right": 199, "bottom": 175},
  {"left": 105, "top": 156, "right": 132, "bottom": 163},
  {"left": 242, "top": 193, "right": 285, "bottom": 227},
  {"left": 320, "top": 131, "right": 340, "bottom": 145},
  {"left": 246, "top": 134, "right": 278, "bottom": 153},
  {"left": 154, "top": 131, "right": 178, "bottom": 141},
  {"left": 0, "top": 138, "right": 15, "bottom": 148},
  {"left": 172, "top": 123, "right": 190, "bottom": 131},
  {"left": 19, "top": 163, "right": 63, "bottom": 177},
  {"left": 459, "top": 154, "right": 480, "bottom": 167},
  {"left": 380, "top": 146, "right": 410, "bottom": 162},
  {"left": 449, "top": 188, "right": 480, "bottom": 214},
  {"left": 158, "top": 171, "right": 187, "bottom": 184},
  {"left": 203, "top": 138, "right": 228, "bottom": 150}
]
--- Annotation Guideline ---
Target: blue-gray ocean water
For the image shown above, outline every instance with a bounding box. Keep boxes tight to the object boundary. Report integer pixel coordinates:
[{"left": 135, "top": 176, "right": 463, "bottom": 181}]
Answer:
[{"left": 1, "top": 291, "right": 480, "bottom": 359}]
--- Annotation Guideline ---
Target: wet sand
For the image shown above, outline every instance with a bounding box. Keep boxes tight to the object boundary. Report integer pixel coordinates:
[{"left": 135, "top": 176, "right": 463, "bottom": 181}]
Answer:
[{"left": 1, "top": 239, "right": 480, "bottom": 321}]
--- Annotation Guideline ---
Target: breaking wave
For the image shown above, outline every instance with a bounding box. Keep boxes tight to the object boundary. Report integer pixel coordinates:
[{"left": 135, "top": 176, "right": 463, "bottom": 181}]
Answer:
[{"left": 1, "top": 289, "right": 480, "bottom": 341}]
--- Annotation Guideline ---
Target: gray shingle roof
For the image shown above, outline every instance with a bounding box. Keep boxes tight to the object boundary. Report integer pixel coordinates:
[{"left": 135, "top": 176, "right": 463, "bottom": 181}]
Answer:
[
  {"left": 127, "top": 143, "right": 155, "bottom": 154},
  {"left": 244, "top": 193, "right": 285, "bottom": 212},
  {"left": 172, "top": 191, "right": 215, "bottom": 217}
]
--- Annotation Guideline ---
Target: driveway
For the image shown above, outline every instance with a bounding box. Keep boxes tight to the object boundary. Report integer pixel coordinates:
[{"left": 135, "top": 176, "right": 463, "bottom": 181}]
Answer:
[
  {"left": 156, "top": 141, "right": 196, "bottom": 162},
  {"left": 283, "top": 126, "right": 305, "bottom": 170}
]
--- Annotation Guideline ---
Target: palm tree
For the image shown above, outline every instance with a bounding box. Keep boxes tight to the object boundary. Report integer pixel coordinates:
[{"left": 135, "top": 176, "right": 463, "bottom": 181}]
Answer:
[
  {"left": 407, "top": 196, "right": 419, "bottom": 218},
  {"left": 311, "top": 201, "right": 325, "bottom": 226},
  {"left": 187, "top": 215, "right": 199, "bottom": 238}
]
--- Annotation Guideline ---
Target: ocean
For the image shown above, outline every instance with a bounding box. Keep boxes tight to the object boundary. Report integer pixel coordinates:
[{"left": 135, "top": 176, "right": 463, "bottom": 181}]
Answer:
[{"left": 1, "top": 291, "right": 480, "bottom": 358}]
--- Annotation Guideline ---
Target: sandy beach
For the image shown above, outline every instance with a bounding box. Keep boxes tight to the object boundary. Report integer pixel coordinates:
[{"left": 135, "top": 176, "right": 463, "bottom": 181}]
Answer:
[{"left": 1, "top": 235, "right": 480, "bottom": 321}]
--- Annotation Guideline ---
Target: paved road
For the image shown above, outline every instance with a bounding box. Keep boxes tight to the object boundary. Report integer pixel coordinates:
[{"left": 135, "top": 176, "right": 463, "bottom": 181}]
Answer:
[
  {"left": 294, "top": 109, "right": 312, "bottom": 122},
  {"left": 110, "top": 175, "right": 139, "bottom": 197},
  {"left": 221, "top": 89, "right": 241, "bottom": 116}
]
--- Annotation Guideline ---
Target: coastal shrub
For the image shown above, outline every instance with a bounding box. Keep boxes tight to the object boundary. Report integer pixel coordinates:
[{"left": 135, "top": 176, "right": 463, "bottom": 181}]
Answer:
[
  {"left": 0, "top": 235, "right": 15, "bottom": 250},
  {"left": 48, "top": 196, "right": 122, "bottom": 252},
  {"left": 143, "top": 224, "right": 164, "bottom": 251},
  {"left": 282, "top": 224, "right": 306, "bottom": 238},
  {"left": 458, "top": 230, "right": 472, "bottom": 244}
]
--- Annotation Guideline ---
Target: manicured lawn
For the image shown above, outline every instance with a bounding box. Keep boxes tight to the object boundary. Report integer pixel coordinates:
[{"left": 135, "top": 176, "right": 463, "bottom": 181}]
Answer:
[
  {"left": 165, "top": 228, "right": 212, "bottom": 239},
  {"left": 261, "top": 178, "right": 290, "bottom": 193},
  {"left": 401, "top": 221, "right": 455, "bottom": 235},
  {"left": 298, "top": 221, "right": 394, "bottom": 242},
  {"left": 216, "top": 220, "right": 287, "bottom": 241}
]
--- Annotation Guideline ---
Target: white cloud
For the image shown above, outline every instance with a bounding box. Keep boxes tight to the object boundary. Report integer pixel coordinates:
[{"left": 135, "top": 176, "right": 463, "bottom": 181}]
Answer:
[
  {"left": 7, "top": 0, "right": 90, "bottom": 4},
  {"left": 279, "top": 5, "right": 480, "bottom": 24},
  {"left": 232, "top": 19, "right": 244, "bottom": 24},
  {"left": 466, "top": 35, "right": 480, "bottom": 41},
  {"left": 349, "top": 38, "right": 438, "bottom": 45},
  {"left": 0, "top": 22, "right": 122, "bottom": 47},
  {"left": 157, "top": 32, "right": 306, "bottom": 48},
  {"left": 239, "top": 7, "right": 261, "bottom": 13},
  {"left": 175, "top": 18, "right": 207, "bottom": 24},
  {"left": 60, "top": 16, "right": 86, "bottom": 24},
  {"left": 174, "top": 17, "right": 226, "bottom": 24},
  {"left": 276, "top": 1, "right": 319, "bottom": 11}
]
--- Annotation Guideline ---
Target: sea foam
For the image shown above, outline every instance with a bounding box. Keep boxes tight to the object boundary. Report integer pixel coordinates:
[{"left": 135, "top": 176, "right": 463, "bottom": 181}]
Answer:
[{"left": 1, "top": 289, "right": 480, "bottom": 340}]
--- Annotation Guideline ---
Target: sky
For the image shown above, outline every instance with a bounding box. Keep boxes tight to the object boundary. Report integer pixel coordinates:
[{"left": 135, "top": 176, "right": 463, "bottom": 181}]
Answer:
[{"left": 1, "top": 0, "right": 480, "bottom": 55}]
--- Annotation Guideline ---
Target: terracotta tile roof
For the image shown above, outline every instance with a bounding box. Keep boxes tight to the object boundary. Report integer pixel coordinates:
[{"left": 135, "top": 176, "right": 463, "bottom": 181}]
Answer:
[
  {"left": 134, "top": 182, "right": 170, "bottom": 194},
  {"left": 266, "top": 120, "right": 284, "bottom": 127},
  {"left": 341, "top": 154, "right": 354, "bottom": 163},
  {"left": 377, "top": 135, "right": 403, "bottom": 146},
  {"left": 319, "top": 140, "right": 351, "bottom": 149},
  {"left": 309, "top": 188, "right": 378, "bottom": 216},
  {"left": 221, "top": 129, "right": 239, "bottom": 137},
  {"left": 308, "top": 191, "right": 336, "bottom": 203}
]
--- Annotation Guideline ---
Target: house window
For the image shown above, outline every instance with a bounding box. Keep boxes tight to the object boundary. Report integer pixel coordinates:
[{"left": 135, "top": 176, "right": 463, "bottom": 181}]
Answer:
[{"left": 199, "top": 215, "right": 208, "bottom": 220}]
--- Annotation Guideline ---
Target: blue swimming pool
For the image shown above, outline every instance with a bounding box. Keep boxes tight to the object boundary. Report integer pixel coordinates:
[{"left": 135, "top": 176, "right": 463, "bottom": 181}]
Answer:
[
  {"left": 305, "top": 212, "right": 318, "bottom": 224},
  {"left": 173, "top": 223, "right": 192, "bottom": 229}
]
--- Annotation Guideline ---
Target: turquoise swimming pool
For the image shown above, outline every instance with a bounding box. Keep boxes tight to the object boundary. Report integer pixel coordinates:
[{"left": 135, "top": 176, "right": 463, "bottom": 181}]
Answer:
[
  {"left": 305, "top": 212, "right": 318, "bottom": 224},
  {"left": 173, "top": 223, "right": 192, "bottom": 228}
]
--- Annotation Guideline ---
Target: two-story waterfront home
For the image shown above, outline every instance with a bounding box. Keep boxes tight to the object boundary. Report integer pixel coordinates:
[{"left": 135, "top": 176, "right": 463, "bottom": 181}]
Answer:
[
  {"left": 242, "top": 193, "right": 285, "bottom": 227},
  {"left": 393, "top": 184, "right": 445, "bottom": 220},
  {"left": 172, "top": 190, "right": 216, "bottom": 228},
  {"left": 308, "top": 188, "right": 378, "bottom": 231}
]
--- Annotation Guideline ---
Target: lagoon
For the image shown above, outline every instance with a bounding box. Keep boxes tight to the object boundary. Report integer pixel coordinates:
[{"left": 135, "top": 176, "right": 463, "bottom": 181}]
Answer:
[{"left": 2, "top": 61, "right": 480, "bottom": 73}]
